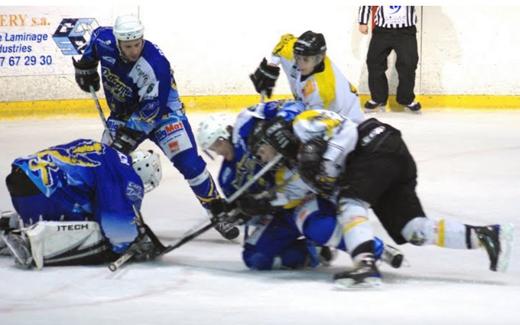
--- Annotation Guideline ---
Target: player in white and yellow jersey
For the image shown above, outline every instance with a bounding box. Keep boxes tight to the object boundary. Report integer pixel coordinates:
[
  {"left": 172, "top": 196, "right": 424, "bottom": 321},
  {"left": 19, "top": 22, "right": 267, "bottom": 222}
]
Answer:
[
  {"left": 261, "top": 109, "right": 514, "bottom": 288},
  {"left": 249, "top": 31, "right": 365, "bottom": 124}
]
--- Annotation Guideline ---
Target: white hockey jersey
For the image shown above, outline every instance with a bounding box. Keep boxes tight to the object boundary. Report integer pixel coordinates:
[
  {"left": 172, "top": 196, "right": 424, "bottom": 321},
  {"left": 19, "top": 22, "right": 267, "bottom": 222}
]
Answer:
[
  {"left": 270, "top": 34, "right": 365, "bottom": 124},
  {"left": 292, "top": 109, "right": 359, "bottom": 179}
]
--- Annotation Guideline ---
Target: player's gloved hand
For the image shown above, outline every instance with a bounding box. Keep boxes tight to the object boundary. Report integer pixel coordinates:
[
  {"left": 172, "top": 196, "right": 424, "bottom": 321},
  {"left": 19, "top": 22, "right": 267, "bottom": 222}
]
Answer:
[
  {"left": 111, "top": 126, "right": 144, "bottom": 154},
  {"left": 236, "top": 194, "right": 273, "bottom": 217},
  {"left": 249, "top": 58, "right": 280, "bottom": 98},
  {"left": 297, "top": 137, "right": 336, "bottom": 194},
  {"left": 207, "top": 198, "right": 235, "bottom": 222},
  {"left": 128, "top": 224, "right": 166, "bottom": 262},
  {"left": 72, "top": 57, "right": 100, "bottom": 93},
  {"left": 208, "top": 198, "right": 240, "bottom": 240},
  {"left": 263, "top": 117, "right": 299, "bottom": 159}
]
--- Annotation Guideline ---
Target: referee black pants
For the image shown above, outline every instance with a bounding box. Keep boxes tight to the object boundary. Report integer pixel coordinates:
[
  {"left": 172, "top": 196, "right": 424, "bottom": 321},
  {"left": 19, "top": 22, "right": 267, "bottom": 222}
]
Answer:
[{"left": 367, "top": 26, "right": 419, "bottom": 105}]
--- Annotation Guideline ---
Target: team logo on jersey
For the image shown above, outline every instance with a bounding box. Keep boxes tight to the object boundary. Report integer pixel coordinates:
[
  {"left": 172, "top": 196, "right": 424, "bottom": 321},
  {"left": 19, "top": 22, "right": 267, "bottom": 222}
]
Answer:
[
  {"left": 138, "top": 102, "right": 160, "bottom": 122},
  {"left": 126, "top": 182, "right": 144, "bottom": 202},
  {"left": 303, "top": 80, "right": 315, "bottom": 98},
  {"left": 102, "top": 68, "right": 133, "bottom": 101},
  {"left": 349, "top": 82, "right": 358, "bottom": 95},
  {"left": 27, "top": 140, "right": 104, "bottom": 188},
  {"left": 389, "top": 6, "right": 402, "bottom": 13},
  {"left": 360, "top": 126, "right": 386, "bottom": 146},
  {"left": 101, "top": 56, "right": 116, "bottom": 65}
]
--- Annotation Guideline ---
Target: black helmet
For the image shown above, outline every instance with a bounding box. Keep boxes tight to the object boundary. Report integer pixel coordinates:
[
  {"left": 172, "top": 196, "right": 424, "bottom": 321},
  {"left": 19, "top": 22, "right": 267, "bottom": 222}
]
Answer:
[
  {"left": 293, "top": 31, "right": 327, "bottom": 56},
  {"left": 247, "top": 119, "right": 267, "bottom": 155}
]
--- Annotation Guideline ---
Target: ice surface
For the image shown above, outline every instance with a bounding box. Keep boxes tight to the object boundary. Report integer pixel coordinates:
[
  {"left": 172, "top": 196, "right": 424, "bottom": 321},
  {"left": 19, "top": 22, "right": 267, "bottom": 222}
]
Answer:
[{"left": 1, "top": 110, "right": 519, "bottom": 325}]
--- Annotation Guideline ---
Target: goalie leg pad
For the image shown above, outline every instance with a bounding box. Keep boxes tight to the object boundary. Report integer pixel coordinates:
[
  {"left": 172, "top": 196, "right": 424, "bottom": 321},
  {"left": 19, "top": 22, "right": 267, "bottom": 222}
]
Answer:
[{"left": 23, "top": 221, "right": 110, "bottom": 269}]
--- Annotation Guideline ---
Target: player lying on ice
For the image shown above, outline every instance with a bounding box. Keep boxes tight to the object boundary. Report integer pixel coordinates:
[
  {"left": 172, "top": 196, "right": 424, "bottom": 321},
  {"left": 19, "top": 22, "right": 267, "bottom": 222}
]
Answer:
[
  {"left": 0, "top": 139, "right": 166, "bottom": 269},
  {"left": 254, "top": 107, "right": 514, "bottom": 288},
  {"left": 197, "top": 100, "right": 404, "bottom": 271}
]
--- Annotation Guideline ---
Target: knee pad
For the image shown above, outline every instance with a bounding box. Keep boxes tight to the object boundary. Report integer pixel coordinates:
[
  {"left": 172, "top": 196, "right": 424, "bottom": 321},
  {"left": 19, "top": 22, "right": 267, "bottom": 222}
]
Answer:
[{"left": 401, "top": 217, "right": 435, "bottom": 246}]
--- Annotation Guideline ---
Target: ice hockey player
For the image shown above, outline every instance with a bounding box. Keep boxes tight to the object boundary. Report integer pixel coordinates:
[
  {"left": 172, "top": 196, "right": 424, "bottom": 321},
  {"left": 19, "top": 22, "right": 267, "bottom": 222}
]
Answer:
[
  {"left": 197, "top": 103, "right": 404, "bottom": 271},
  {"left": 259, "top": 108, "right": 515, "bottom": 288},
  {"left": 249, "top": 30, "right": 365, "bottom": 123},
  {"left": 71, "top": 15, "right": 237, "bottom": 240},
  {"left": 1, "top": 139, "right": 165, "bottom": 269}
]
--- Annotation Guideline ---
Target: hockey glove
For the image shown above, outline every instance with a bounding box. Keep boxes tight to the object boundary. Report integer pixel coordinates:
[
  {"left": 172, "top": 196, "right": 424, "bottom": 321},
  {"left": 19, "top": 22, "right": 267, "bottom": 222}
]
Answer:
[
  {"left": 208, "top": 198, "right": 236, "bottom": 222},
  {"left": 298, "top": 137, "right": 336, "bottom": 194},
  {"left": 263, "top": 117, "right": 299, "bottom": 160},
  {"left": 249, "top": 58, "right": 280, "bottom": 98},
  {"left": 207, "top": 198, "right": 240, "bottom": 240},
  {"left": 128, "top": 224, "right": 166, "bottom": 262},
  {"left": 72, "top": 57, "right": 100, "bottom": 93},
  {"left": 236, "top": 194, "right": 274, "bottom": 217},
  {"left": 111, "top": 126, "right": 144, "bottom": 154}
]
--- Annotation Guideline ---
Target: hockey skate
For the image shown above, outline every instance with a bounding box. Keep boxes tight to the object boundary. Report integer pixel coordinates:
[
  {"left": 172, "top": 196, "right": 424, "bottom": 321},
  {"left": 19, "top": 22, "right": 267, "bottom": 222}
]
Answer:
[
  {"left": 381, "top": 244, "right": 405, "bottom": 268},
  {"left": 0, "top": 211, "right": 21, "bottom": 256},
  {"left": 1, "top": 230, "right": 33, "bottom": 268},
  {"left": 334, "top": 254, "right": 382, "bottom": 289},
  {"left": 475, "top": 223, "right": 514, "bottom": 272}
]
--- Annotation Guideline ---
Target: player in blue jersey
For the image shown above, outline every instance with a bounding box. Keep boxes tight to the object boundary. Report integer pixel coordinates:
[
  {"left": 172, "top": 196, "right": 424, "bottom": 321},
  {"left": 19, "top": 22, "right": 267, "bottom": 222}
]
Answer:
[
  {"left": 71, "top": 15, "right": 237, "bottom": 239},
  {"left": 0, "top": 139, "right": 165, "bottom": 269},
  {"left": 197, "top": 101, "right": 404, "bottom": 270}
]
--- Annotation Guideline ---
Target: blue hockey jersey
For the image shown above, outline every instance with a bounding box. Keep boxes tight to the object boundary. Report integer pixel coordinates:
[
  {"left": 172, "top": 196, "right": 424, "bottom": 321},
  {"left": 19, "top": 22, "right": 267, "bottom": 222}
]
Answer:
[
  {"left": 11, "top": 139, "right": 143, "bottom": 253},
  {"left": 81, "top": 27, "right": 182, "bottom": 135},
  {"left": 218, "top": 100, "right": 305, "bottom": 197}
]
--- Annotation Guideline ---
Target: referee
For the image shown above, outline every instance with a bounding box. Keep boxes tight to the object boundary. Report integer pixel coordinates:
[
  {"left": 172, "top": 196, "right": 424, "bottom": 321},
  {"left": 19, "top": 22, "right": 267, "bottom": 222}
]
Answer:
[{"left": 358, "top": 6, "right": 421, "bottom": 113}]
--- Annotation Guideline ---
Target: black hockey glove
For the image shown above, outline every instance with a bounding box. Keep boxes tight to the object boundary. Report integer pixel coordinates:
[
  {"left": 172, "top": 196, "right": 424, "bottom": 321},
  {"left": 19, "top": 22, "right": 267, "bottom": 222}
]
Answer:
[
  {"left": 236, "top": 194, "right": 274, "bottom": 217},
  {"left": 298, "top": 137, "right": 336, "bottom": 194},
  {"left": 128, "top": 224, "right": 166, "bottom": 262},
  {"left": 72, "top": 57, "right": 100, "bottom": 93},
  {"left": 249, "top": 58, "right": 280, "bottom": 98},
  {"left": 263, "top": 117, "right": 299, "bottom": 160},
  {"left": 111, "top": 126, "right": 144, "bottom": 154},
  {"left": 208, "top": 198, "right": 236, "bottom": 221},
  {"left": 207, "top": 198, "right": 240, "bottom": 240}
]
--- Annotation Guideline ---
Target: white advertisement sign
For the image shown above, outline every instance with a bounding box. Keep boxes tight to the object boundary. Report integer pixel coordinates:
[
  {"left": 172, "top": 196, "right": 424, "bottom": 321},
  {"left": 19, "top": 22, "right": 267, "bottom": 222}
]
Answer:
[{"left": 0, "top": 6, "right": 114, "bottom": 76}]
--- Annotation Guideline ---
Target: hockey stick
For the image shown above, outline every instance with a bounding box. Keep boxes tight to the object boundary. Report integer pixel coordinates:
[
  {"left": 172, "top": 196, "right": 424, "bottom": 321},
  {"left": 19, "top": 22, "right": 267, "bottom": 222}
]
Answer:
[
  {"left": 89, "top": 85, "right": 113, "bottom": 143},
  {"left": 108, "top": 205, "right": 147, "bottom": 272},
  {"left": 108, "top": 153, "right": 282, "bottom": 272},
  {"left": 158, "top": 153, "right": 282, "bottom": 256}
]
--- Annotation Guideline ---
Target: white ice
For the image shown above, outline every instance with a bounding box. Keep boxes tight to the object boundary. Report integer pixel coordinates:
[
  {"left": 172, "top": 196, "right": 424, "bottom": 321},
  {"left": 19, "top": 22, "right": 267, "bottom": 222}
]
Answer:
[{"left": 1, "top": 110, "right": 519, "bottom": 325}]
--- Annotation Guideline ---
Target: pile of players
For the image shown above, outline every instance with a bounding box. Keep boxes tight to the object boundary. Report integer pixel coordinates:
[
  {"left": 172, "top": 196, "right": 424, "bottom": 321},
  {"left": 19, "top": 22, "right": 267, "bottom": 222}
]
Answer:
[
  {"left": 196, "top": 30, "right": 514, "bottom": 288},
  {"left": 0, "top": 16, "right": 513, "bottom": 289}
]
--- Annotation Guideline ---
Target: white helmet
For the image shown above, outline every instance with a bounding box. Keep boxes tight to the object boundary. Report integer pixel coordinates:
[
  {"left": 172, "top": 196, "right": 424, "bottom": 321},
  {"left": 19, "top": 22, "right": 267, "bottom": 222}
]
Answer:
[
  {"left": 196, "top": 114, "right": 234, "bottom": 150},
  {"left": 130, "top": 150, "right": 162, "bottom": 193},
  {"left": 113, "top": 15, "right": 144, "bottom": 41}
]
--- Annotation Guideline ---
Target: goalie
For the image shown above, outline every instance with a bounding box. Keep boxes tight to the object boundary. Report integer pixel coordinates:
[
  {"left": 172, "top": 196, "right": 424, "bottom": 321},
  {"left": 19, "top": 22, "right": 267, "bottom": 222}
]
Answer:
[{"left": 0, "top": 139, "right": 165, "bottom": 269}]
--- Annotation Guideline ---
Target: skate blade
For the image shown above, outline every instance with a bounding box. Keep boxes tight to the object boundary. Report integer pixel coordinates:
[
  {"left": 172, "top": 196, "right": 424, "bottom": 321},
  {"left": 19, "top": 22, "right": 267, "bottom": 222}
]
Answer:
[
  {"left": 0, "top": 233, "right": 30, "bottom": 267},
  {"left": 496, "top": 223, "right": 515, "bottom": 272},
  {"left": 334, "top": 277, "right": 383, "bottom": 290}
]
